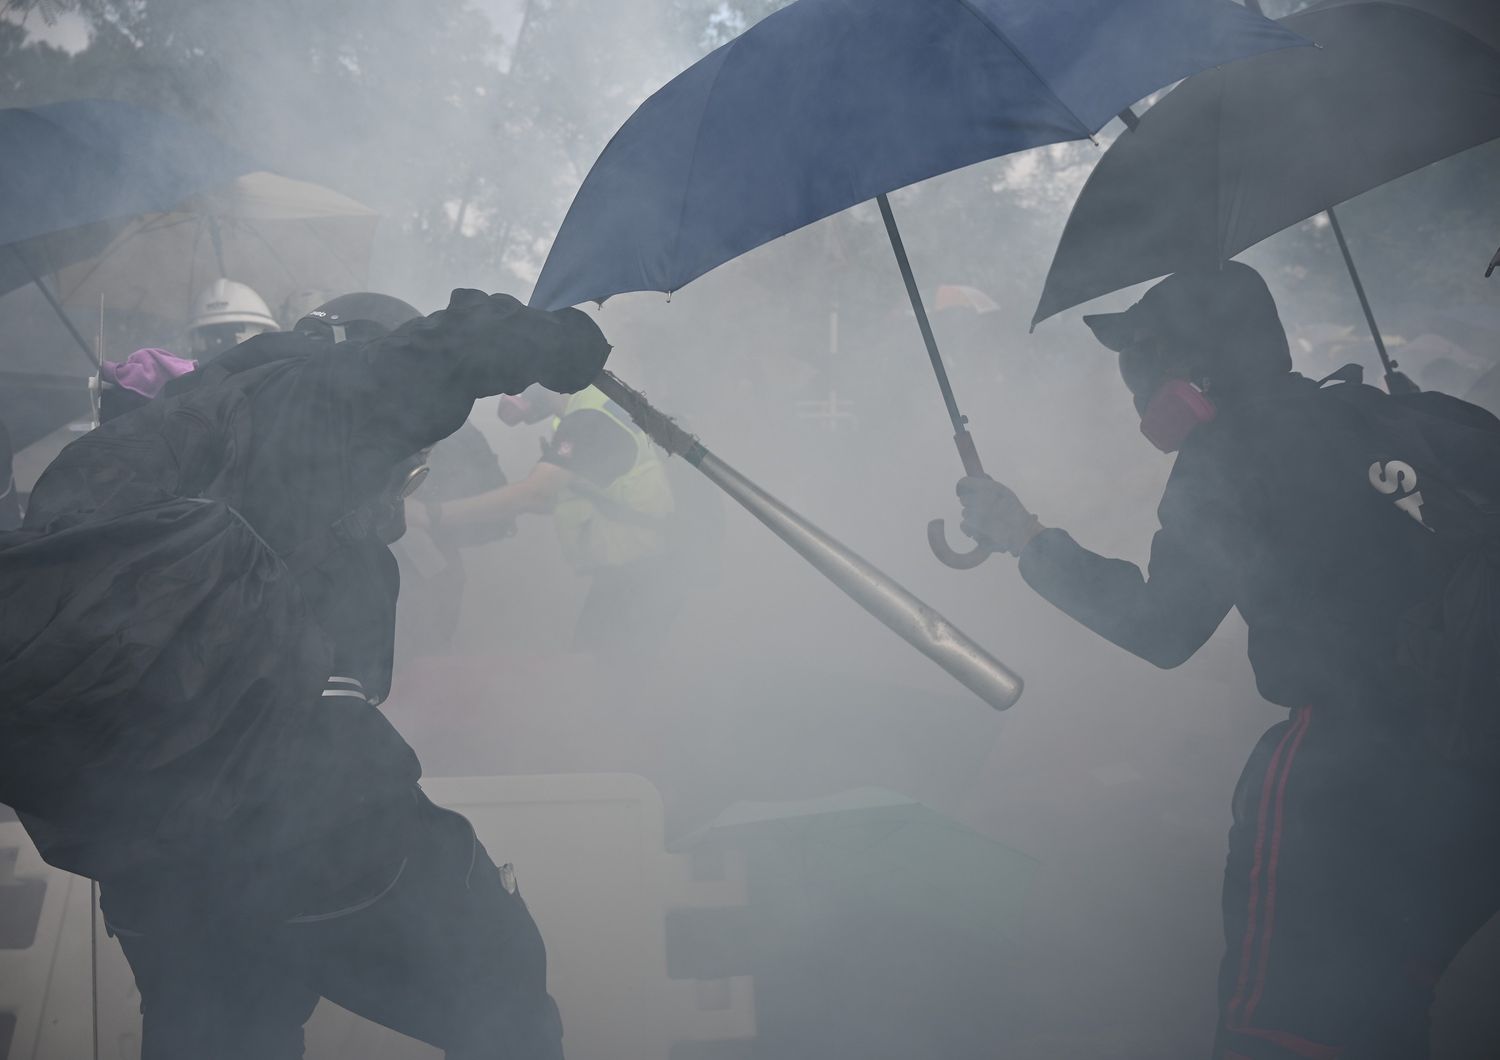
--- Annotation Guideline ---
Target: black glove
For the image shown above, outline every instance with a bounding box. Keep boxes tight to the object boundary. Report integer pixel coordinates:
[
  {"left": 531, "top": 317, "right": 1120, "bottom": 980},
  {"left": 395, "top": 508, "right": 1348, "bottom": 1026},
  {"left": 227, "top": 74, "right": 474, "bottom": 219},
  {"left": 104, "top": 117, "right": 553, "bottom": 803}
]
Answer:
[
  {"left": 532, "top": 307, "right": 612, "bottom": 394},
  {"left": 426, "top": 290, "right": 612, "bottom": 397},
  {"left": 956, "top": 475, "right": 1043, "bottom": 557}
]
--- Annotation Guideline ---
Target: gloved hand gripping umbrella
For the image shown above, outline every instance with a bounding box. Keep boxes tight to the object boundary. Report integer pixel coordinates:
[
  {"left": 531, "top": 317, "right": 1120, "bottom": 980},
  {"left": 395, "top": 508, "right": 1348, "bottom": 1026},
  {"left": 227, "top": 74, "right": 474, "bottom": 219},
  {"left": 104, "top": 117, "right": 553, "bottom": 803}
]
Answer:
[
  {"left": 530, "top": 0, "right": 1304, "bottom": 710},
  {"left": 534, "top": 0, "right": 1305, "bottom": 566}
]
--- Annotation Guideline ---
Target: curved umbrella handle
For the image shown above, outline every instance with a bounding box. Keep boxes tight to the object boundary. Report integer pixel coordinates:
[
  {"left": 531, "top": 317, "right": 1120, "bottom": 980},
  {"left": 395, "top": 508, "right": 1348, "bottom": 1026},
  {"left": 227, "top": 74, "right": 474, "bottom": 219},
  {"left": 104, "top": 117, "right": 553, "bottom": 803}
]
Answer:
[{"left": 928, "top": 517, "right": 993, "bottom": 570}]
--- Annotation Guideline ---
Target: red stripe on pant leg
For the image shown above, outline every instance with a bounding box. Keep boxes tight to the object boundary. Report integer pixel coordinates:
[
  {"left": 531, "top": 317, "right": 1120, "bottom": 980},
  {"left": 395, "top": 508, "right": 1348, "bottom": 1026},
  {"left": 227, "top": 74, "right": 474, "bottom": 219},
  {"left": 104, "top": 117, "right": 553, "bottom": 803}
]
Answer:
[
  {"left": 1242, "top": 707, "right": 1313, "bottom": 1028},
  {"left": 1225, "top": 714, "right": 1303, "bottom": 1025}
]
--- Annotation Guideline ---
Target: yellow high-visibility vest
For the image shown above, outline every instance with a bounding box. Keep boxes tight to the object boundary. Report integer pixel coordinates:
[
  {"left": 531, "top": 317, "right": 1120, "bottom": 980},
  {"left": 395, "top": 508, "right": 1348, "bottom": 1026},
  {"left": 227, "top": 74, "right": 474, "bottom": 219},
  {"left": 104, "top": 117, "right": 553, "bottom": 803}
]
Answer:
[{"left": 552, "top": 386, "right": 674, "bottom": 572}]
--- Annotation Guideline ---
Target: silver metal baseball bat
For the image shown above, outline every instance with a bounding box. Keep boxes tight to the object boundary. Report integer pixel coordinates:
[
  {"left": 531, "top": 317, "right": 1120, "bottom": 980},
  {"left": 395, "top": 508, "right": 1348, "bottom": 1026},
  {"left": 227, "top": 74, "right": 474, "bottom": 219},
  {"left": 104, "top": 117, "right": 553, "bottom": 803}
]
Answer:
[{"left": 591, "top": 370, "right": 1024, "bottom": 711}]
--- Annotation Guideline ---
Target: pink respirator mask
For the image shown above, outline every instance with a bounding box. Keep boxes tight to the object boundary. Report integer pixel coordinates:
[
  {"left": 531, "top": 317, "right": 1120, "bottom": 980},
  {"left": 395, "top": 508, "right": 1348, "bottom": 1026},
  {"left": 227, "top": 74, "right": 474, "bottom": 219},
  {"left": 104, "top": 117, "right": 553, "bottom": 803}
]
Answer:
[
  {"left": 1139, "top": 379, "right": 1216, "bottom": 453},
  {"left": 497, "top": 393, "right": 535, "bottom": 426}
]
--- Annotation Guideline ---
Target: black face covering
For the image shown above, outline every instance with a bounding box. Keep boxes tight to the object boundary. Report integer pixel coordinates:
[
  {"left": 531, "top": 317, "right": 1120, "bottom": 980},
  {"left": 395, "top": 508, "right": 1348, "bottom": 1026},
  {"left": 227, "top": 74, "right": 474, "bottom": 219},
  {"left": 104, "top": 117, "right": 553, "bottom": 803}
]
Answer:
[
  {"left": 193, "top": 322, "right": 265, "bottom": 361},
  {"left": 1119, "top": 343, "right": 1165, "bottom": 416},
  {"left": 366, "top": 450, "right": 432, "bottom": 543},
  {"left": 392, "top": 451, "right": 432, "bottom": 501}
]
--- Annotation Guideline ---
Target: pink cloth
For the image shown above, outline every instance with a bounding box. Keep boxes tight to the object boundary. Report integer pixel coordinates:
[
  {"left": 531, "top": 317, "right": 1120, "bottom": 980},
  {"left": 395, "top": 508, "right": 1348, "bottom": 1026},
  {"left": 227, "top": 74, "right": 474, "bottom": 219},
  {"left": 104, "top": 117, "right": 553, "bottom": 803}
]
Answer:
[{"left": 100, "top": 348, "right": 198, "bottom": 399}]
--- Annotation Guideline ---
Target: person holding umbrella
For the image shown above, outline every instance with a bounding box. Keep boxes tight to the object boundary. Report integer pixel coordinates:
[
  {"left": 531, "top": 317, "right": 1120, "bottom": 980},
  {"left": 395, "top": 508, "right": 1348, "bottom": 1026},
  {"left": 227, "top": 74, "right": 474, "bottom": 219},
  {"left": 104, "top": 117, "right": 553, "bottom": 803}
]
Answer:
[
  {"left": 1, "top": 287, "right": 610, "bottom": 1059},
  {"left": 958, "top": 262, "right": 1500, "bottom": 1059}
]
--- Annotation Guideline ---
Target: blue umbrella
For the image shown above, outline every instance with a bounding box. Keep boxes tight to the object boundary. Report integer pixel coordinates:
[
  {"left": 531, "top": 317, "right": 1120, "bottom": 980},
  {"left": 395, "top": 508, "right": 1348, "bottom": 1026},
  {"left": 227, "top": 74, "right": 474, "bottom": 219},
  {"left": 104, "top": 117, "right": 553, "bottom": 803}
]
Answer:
[
  {"left": 0, "top": 99, "right": 254, "bottom": 365},
  {"left": 531, "top": 0, "right": 1307, "bottom": 567}
]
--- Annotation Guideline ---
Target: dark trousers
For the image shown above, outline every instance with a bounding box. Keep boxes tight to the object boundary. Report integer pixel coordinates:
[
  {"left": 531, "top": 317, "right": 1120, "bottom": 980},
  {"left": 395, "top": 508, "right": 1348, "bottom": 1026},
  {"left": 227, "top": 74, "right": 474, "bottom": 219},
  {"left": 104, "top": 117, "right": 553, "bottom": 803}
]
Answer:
[
  {"left": 1214, "top": 707, "right": 1500, "bottom": 1060},
  {"left": 102, "top": 789, "right": 563, "bottom": 1060}
]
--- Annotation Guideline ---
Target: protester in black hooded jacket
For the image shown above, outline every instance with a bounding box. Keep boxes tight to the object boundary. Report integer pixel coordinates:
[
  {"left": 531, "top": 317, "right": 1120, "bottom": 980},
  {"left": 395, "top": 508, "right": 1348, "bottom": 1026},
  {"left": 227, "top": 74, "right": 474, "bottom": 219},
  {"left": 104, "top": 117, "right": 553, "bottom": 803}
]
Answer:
[
  {"left": 958, "top": 263, "right": 1500, "bottom": 1060},
  {"left": 3, "top": 288, "right": 609, "bottom": 1060}
]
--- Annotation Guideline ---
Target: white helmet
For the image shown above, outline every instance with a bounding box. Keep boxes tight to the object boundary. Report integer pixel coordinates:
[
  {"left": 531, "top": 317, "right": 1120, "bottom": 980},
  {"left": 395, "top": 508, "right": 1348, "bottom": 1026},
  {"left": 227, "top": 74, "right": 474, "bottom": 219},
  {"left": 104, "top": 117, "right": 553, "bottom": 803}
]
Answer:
[{"left": 189, "top": 278, "right": 278, "bottom": 359}]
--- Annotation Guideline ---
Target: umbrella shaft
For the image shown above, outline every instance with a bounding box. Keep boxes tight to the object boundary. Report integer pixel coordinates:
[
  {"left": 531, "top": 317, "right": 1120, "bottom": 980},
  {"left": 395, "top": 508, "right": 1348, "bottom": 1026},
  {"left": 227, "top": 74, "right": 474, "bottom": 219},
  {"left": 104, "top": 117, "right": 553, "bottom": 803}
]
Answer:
[
  {"left": 1325, "top": 205, "right": 1396, "bottom": 378},
  {"left": 10, "top": 247, "right": 99, "bottom": 369},
  {"left": 875, "top": 194, "right": 969, "bottom": 441}
]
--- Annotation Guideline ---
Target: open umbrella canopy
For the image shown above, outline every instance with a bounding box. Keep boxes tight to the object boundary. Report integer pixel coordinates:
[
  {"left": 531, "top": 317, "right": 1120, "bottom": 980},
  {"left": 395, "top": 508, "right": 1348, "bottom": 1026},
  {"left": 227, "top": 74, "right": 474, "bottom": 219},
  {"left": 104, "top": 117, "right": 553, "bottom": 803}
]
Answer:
[
  {"left": 1033, "top": 0, "right": 1500, "bottom": 326},
  {"left": 530, "top": 0, "right": 1308, "bottom": 312},
  {"left": 1317, "top": 0, "right": 1499, "bottom": 51},
  {"left": 0, "top": 99, "right": 254, "bottom": 298},
  {"left": 51, "top": 170, "right": 380, "bottom": 328}
]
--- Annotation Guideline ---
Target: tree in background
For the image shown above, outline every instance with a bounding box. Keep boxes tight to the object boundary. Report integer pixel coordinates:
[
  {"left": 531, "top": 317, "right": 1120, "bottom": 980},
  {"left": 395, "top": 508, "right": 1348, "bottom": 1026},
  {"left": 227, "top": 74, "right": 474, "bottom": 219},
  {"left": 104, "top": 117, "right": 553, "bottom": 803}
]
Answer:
[
  {"left": 1, "top": 0, "right": 542, "bottom": 306},
  {"left": 1, "top": 0, "right": 1495, "bottom": 369}
]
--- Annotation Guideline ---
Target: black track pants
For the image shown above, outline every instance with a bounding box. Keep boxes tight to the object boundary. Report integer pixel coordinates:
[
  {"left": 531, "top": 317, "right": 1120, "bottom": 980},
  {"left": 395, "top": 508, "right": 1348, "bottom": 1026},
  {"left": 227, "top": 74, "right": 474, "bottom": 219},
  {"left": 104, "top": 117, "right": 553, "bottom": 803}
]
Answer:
[
  {"left": 103, "top": 789, "right": 563, "bottom": 1060},
  {"left": 1213, "top": 708, "right": 1500, "bottom": 1060}
]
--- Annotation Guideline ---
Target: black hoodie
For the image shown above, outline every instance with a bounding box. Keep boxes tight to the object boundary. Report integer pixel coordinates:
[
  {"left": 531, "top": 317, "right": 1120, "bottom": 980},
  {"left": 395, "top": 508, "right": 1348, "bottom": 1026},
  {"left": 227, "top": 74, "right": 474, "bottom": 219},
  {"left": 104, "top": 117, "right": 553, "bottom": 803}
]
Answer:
[
  {"left": 1018, "top": 371, "right": 1470, "bottom": 723},
  {"left": 4, "top": 290, "right": 607, "bottom": 880}
]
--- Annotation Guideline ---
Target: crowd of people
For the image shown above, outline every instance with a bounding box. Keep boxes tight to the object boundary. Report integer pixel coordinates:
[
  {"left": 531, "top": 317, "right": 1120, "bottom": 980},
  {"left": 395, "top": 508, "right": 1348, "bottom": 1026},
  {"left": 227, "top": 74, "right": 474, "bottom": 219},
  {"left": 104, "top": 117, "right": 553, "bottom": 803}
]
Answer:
[{"left": 1, "top": 243, "right": 1499, "bottom": 1060}]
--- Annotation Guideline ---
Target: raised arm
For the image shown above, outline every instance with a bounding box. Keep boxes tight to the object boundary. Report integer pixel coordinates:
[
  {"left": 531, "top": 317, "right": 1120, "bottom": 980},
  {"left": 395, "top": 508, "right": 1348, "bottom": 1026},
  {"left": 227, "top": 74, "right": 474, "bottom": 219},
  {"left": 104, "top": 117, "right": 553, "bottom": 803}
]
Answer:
[
  {"left": 1017, "top": 522, "right": 1235, "bottom": 669},
  {"left": 959, "top": 459, "right": 1238, "bottom": 670},
  {"left": 343, "top": 289, "right": 609, "bottom": 462}
]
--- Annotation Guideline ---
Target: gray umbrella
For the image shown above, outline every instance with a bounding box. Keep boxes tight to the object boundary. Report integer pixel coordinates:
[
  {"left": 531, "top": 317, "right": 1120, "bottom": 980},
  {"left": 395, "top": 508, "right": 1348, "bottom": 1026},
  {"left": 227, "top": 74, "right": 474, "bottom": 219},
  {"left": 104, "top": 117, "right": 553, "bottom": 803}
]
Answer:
[{"left": 1033, "top": 0, "right": 1500, "bottom": 386}]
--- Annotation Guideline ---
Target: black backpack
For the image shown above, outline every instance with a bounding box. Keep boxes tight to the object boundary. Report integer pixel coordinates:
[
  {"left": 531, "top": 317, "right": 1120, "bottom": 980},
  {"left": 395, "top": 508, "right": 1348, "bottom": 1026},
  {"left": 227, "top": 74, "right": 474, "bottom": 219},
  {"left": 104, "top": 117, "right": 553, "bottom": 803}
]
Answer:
[{"left": 1315, "top": 367, "right": 1500, "bottom": 761}]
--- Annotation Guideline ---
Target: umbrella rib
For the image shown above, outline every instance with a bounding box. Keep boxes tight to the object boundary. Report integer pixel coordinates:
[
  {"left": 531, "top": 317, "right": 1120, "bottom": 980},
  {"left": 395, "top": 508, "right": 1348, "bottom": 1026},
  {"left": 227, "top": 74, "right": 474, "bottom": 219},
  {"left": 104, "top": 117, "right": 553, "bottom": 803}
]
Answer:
[
  {"left": 56, "top": 214, "right": 154, "bottom": 302},
  {"left": 236, "top": 218, "right": 308, "bottom": 286},
  {"left": 57, "top": 214, "right": 198, "bottom": 305},
  {"left": 1212, "top": 72, "right": 1230, "bottom": 264},
  {"left": 298, "top": 218, "right": 365, "bottom": 287},
  {"left": 666, "top": 48, "right": 738, "bottom": 292},
  {"left": 949, "top": 0, "right": 1095, "bottom": 140}
]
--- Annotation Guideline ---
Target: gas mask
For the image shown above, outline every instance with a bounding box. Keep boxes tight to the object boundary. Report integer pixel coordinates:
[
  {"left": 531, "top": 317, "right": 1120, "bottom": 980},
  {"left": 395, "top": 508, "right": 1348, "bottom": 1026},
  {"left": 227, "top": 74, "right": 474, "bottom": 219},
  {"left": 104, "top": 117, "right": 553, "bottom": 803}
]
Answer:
[
  {"left": 393, "top": 449, "right": 433, "bottom": 502},
  {"left": 1119, "top": 343, "right": 1215, "bottom": 453},
  {"left": 191, "top": 321, "right": 270, "bottom": 360},
  {"left": 497, "top": 384, "right": 556, "bottom": 426},
  {"left": 360, "top": 449, "right": 432, "bottom": 545},
  {"left": 496, "top": 394, "right": 532, "bottom": 426},
  {"left": 1137, "top": 379, "right": 1216, "bottom": 453}
]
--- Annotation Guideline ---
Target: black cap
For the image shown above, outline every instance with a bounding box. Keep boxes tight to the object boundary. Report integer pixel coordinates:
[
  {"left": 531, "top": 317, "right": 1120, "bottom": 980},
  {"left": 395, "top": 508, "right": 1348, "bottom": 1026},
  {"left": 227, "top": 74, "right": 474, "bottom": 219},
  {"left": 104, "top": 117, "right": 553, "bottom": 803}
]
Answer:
[
  {"left": 296, "top": 292, "right": 422, "bottom": 344},
  {"left": 1083, "top": 262, "right": 1291, "bottom": 393}
]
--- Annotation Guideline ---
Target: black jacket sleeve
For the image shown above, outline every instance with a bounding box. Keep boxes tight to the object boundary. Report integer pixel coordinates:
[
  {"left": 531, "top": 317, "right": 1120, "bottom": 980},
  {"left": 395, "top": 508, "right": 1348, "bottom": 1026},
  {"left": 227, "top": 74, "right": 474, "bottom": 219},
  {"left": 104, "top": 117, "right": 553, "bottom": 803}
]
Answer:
[
  {"left": 1016, "top": 454, "right": 1239, "bottom": 669},
  {"left": 199, "top": 292, "right": 605, "bottom": 549},
  {"left": 341, "top": 289, "right": 610, "bottom": 464}
]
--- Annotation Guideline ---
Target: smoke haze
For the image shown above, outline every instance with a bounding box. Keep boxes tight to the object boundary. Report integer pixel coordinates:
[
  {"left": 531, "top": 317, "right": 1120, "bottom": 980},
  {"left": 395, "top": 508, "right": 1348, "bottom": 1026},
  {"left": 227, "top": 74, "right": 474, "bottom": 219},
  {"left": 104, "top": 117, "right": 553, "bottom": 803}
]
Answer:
[{"left": 3, "top": 0, "right": 1499, "bottom": 1054}]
